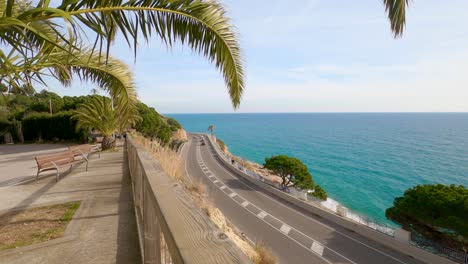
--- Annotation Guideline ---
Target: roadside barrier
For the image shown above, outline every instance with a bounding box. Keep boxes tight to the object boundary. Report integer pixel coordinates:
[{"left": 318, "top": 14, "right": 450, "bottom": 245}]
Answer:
[
  {"left": 127, "top": 136, "right": 250, "bottom": 264},
  {"left": 200, "top": 133, "right": 457, "bottom": 264}
]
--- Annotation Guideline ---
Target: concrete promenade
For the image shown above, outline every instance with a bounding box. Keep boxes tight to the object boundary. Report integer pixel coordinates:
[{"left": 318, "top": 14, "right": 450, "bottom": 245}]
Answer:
[{"left": 0, "top": 144, "right": 141, "bottom": 264}]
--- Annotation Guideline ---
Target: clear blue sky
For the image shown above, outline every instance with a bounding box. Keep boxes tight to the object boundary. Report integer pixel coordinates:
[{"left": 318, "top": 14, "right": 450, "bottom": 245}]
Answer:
[{"left": 49, "top": 0, "right": 468, "bottom": 113}]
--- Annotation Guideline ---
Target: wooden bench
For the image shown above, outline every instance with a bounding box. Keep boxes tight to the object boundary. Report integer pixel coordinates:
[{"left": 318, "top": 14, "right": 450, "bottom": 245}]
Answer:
[
  {"left": 35, "top": 150, "right": 88, "bottom": 181},
  {"left": 68, "top": 144, "right": 100, "bottom": 158}
]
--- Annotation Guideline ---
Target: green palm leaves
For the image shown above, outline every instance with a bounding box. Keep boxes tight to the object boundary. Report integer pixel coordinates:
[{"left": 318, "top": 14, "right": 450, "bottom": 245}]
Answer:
[
  {"left": 73, "top": 95, "right": 139, "bottom": 137},
  {"left": 0, "top": 47, "right": 137, "bottom": 113},
  {"left": 73, "top": 96, "right": 117, "bottom": 137},
  {"left": 383, "top": 0, "right": 410, "bottom": 38},
  {"left": 0, "top": 0, "right": 245, "bottom": 108}
]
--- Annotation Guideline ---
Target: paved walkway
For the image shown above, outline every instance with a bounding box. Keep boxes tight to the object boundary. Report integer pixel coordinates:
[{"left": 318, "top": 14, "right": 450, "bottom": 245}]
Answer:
[
  {"left": 0, "top": 144, "right": 68, "bottom": 186},
  {"left": 0, "top": 146, "right": 141, "bottom": 264}
]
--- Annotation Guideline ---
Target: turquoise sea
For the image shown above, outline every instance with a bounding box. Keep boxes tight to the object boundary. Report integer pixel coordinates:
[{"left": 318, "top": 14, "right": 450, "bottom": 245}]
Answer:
[{"left": 168, "top": 113, "right": 468, "bottom": 226}]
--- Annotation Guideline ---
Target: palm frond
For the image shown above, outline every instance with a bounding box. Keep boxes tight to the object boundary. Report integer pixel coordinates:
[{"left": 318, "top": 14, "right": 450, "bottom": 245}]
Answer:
[
  {"left": 0, "top": 45, "right": 138, "bottom": 114},
  {"left": 383, "top": 0, "right": 410, "bottom": 38},
  {"left": 0, "top": 0, "right": 245, "bottom": 108},
  {"left": 73, "top": 96, "right": 117, "bottom": 136}
]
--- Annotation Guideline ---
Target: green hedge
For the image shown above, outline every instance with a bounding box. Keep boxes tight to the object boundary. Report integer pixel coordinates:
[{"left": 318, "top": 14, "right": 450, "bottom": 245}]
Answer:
[{"left": 22, "top": 112, "right": 85, "bottom": 142}]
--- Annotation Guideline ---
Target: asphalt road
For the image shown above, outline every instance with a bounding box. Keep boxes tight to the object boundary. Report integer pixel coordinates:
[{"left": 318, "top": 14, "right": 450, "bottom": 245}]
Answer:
[{"left": 182, "top": 134, "right": 425, "bottom": 264}]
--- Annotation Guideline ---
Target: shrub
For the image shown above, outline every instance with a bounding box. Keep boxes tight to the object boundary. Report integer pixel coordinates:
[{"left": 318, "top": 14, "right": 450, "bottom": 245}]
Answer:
[
  {"left": 312, "top": 185, "right": 327, "bottom": 200},
  {"left": 22, "top": 111, "right": 85, "bottom": 142},
  {"left": 264, "top": 155, "right": 315, "bottom": 190},
  {"left": 134, "top": 102, "right": 178, "bottom": 145},
  {"left": 166, "top": 117, "right": 182, "bottom": 131},
  {"left": 386, "top": 184, "right": 468, "bottom": 250}
]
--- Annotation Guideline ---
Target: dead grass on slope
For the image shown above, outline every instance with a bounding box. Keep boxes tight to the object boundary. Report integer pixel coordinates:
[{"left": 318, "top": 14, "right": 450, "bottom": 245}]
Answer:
[{"left": 133, "top": 134, "right": 277, "bottom": 263}]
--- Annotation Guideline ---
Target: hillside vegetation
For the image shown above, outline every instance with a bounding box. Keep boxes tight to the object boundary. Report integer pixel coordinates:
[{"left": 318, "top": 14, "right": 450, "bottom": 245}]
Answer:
[{"left": 0, "top": 90, "right": 182, "bottom": 144}]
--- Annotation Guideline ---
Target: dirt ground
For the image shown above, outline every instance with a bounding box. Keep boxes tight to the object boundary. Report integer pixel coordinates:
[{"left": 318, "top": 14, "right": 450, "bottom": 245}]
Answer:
[{"left": 0, "top": 202, "right": 80, "bottom": 250}]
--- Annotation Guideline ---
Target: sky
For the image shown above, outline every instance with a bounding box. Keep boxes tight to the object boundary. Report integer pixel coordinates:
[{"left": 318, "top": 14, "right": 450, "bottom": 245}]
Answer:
[{"left": 48, "top": 0, "right": 468, "bottom": 113}]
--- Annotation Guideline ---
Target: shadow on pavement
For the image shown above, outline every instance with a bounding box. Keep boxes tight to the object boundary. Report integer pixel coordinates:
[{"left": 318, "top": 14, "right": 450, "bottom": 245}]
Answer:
[{"left": 116, "top": 144, "right": 142, "bottom": 264}]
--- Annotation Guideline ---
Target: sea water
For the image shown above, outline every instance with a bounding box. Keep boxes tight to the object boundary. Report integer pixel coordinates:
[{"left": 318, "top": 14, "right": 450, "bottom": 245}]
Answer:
[{"left": 168, "top": 113, "right": 468, "bottom": 226}]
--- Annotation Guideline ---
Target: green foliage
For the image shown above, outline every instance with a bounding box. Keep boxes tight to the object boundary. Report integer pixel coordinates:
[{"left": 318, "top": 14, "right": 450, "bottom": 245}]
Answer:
[
  {"left": 1, "top": 0, "right": 245, "bottom": 109},
  {"left": 0, "top": 119, "right": 12, "bottom": 133},
  {"left": 62, "top": 96, "right": 88, "bottom": 111},
  {"left": 386, "top": 184, "right": 468, "bottom": 240},
  {"left": 166, "top": 117, "right": 182, "bottom": 132},
  {"left": 384, "top": 0, "right": 409, "bottom": 38},
  {"left": 73, "top": 96, "right": 117, "bottom": 137},
  {"left": 134, "top": 102, "right": 174, "bottom": 145},
  {"left": 312, "top": 185, "right": 327, "bottom": 200},
  {"left": 29, "top": 90, "right": 64, "bottom": 113},
  {"left": 264, "top": 155, "right": 315, "bottom": 190},
  {"left": 22, "top": 112, "right": 85, "bottom": 142}
]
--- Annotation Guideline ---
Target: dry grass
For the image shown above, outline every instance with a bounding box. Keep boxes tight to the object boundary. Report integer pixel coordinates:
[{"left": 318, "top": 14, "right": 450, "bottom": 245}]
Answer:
[
  {"left": 186, "top": 180, "right": 207, "bottom": 197},
  {"left": 133, "top": 133, "right": 276, "bottom": 263},
  {"left": 132, "top": 134, "right": 184, "bottom": 181},
  {"left": 253, "top": 241, "right": 277, "bottom": 264},
  {"left": 0, "top": 202, "right": 81, "bottom": 250}
]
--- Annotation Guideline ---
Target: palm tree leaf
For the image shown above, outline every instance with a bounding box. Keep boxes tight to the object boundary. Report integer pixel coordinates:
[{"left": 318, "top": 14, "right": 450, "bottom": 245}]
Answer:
[
  {"left": 1, "top": 0, "right": 245, "bottom": 108},
  {"left": 383, "top": 0, "right": 410, "bottom": 38}
]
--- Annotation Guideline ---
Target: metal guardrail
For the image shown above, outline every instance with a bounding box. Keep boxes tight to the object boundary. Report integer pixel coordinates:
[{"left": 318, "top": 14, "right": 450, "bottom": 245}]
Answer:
[
  {"left": 126, "top": 136, "right": 250, "bottom": 264},
  {"left": 204, "top": 133, "right": 395, "bottom": 237},
  {"left": 202, "top": 133, "right": 464, "bottom": 263}
]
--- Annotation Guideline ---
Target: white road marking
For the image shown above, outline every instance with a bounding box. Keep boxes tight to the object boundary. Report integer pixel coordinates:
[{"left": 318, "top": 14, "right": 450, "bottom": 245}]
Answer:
[
  {"left": 241, "top": 201, "right": 249, "bottom": 207},
  {"left": 257, "top": 211, "right": 268, "bottom": 219},
  {"left": 200, "top": 139, "right": 407, "bottom": 264},
  {"left": 213, "top": 180, "right": 219, "bottom": 183},
  {"left": 311, "top": 242, "right": 325, "bottom": 256},
  {"left": 280, "top": 224, "right": 291, "bottom": 235},
  {"left": 229, "top": 192, "right": 237, "bottom": 198},
  {"left": 194, "top": 141, "right": 337, "bottom": 264}
]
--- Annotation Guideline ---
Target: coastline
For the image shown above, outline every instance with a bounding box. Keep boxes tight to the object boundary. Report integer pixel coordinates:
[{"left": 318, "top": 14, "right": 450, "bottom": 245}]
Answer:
[{"left": 214, "top": 136, "right": 396, "bottom": 236}]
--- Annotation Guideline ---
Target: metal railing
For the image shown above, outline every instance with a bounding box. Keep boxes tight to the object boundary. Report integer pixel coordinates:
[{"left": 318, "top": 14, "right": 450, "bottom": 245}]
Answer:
[
  {"left": 126, "top": 136, "right": 250, "bottom": 264},
  {"left": 203, "top": 133, "right": 465, "bottom": 263},
  {"left": 205, "top": 133, "right": 395, "bottom": 237}
]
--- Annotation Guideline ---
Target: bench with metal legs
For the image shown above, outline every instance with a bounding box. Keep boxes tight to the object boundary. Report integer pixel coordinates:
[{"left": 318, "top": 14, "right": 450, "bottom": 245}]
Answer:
[{"left": 35, "top": 150, "right": 88, "bottom": 182}]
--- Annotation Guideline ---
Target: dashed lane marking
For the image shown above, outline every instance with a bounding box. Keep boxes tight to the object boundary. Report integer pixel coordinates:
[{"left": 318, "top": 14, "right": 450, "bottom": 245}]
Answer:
[
  {"left": 257, "top": 211, "right": 268, "bottom": 219},
  {"left": 311, "top": 242, "right": 325, "bottom": 256},
  {"left": 280, "top": 224, "right": 291, "bottom": 235}
]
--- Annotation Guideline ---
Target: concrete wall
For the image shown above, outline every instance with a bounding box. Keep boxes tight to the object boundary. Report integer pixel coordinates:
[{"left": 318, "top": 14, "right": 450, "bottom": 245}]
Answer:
[
  {"left": 203, "top": 134, "right": 455, "bottom": 264},
  {"left": 127, "top": 136, "right": 251, "bottom": 264}
]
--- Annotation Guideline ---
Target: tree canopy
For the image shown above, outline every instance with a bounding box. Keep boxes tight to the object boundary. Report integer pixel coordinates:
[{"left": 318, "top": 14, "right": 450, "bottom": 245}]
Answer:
[
  {"left": 264, "top": 155, "right": 315, "bottom": 190},
  {"left": 134, "top": 102, "right": 178, "bottom": 145},
  {"left": 386, "top": 184, "right": 468, "bottom": 249}
]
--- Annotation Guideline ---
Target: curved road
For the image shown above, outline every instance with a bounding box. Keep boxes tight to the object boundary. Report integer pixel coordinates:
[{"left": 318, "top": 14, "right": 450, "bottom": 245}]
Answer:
[{"left": 182, "top": 134, "right": 423, "bottom": 264}]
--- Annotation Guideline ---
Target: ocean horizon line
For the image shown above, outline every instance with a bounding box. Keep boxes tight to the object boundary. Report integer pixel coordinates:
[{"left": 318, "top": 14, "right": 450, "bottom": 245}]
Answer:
[{"left": 165, "top": 111, "right": 468, "bottom": 115}]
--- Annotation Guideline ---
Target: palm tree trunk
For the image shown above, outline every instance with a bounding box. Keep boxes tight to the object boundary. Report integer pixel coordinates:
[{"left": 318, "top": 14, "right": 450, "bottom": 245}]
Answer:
[{"left": 101, "top": 136, "right": 115, "bottom": 150}]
